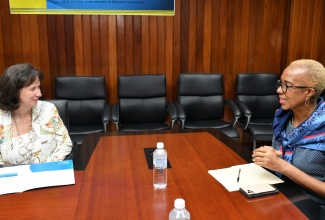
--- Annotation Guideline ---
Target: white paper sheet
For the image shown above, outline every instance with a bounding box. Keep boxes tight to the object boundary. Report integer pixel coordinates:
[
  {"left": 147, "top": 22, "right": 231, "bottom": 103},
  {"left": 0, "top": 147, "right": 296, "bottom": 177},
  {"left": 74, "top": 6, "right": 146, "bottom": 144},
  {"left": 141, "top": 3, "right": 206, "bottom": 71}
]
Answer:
[
  {"left": 0, "top": 160, "right": 75, "bottom": 195},
  {"left": 208, "top": 163, "right": 284, "bottom": 192}
]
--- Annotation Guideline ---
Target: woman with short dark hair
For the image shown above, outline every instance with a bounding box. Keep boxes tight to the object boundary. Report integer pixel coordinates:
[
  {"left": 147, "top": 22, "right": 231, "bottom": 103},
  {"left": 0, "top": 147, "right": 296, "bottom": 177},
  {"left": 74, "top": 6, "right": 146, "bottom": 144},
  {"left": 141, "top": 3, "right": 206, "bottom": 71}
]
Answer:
[{"left": 0, "top": 63, "right": 72, "bottom": 164}]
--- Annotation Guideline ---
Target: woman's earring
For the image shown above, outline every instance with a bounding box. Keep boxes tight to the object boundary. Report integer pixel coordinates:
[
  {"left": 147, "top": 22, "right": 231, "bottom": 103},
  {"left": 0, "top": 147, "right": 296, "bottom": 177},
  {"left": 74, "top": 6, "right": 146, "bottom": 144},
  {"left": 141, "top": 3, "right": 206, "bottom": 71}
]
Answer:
[{"left": 305, "top": 99, "right": 309, "bottom": 107}]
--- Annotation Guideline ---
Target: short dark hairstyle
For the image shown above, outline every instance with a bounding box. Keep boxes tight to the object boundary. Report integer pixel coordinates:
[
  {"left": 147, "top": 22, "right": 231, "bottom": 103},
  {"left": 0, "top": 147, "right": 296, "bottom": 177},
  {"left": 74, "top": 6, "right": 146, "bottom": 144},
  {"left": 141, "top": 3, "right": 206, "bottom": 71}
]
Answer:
[{"left": 0, "top": 63, "right": 44, "bottom": 111}]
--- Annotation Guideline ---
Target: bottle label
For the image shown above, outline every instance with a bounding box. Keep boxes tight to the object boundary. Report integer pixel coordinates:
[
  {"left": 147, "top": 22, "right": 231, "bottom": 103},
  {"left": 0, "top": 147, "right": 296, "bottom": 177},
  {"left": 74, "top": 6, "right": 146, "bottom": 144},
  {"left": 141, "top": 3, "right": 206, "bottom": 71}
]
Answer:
[{"left": 153, "top": 158, "right": 167, "bottom": 168}]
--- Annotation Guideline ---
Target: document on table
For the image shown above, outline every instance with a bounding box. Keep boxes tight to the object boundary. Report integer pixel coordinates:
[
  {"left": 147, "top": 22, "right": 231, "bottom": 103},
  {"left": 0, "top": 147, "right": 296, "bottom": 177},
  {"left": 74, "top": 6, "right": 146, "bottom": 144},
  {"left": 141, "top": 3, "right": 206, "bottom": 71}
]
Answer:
[
  {"left": 0, "top": 160, "right": 75, "bottom": 195},
  {"left": 208, "top": 163, "right": 284, "bottom": 192}
]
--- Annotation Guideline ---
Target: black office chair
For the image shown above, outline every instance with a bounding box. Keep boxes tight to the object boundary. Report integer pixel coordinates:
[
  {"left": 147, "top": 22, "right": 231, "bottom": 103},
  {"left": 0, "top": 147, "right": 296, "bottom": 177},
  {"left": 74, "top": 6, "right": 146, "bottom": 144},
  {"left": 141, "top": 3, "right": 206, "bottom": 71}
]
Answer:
[
  {"left": 44, "top": 99, "right": 77, "bottom": 160},
  {"left": 174, "top": 73, "right": 241, "bottom": 140},
  {"left": 234, "top": 73, "right": 280, "bottom": 149},
  {"left": 55, "top": 76, "right": 110, "bottom": 146},
  {"left": 111, "top": 74, "right": 178, "bottom": 131}
]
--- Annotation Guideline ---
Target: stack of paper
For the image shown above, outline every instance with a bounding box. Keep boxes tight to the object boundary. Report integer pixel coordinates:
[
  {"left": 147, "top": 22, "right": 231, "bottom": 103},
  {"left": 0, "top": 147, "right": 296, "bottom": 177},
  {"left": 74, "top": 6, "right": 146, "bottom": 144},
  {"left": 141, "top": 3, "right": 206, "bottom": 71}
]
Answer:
[
  {"left": 0, "top": 160, "right": 75, "bottom": 195},
  {"left": 208, "top": 163, "right": 284, "bottom": 192}
]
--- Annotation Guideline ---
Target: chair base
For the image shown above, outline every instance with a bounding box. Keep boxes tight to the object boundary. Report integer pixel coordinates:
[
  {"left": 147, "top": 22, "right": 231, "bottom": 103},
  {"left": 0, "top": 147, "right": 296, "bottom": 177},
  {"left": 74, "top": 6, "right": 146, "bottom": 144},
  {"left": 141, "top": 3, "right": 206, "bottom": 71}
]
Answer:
[
  {"left": 70, "top": 134, "right": 87, "bottom": 146},
  {"left": 244, "top": 124, "right": 274, "bottom": 150},
  {"left": 119, "top": 123, "right": 170, "bottom": 131},
  {"left": 184, "top": 124, "right": 239, "bottom": 140}
]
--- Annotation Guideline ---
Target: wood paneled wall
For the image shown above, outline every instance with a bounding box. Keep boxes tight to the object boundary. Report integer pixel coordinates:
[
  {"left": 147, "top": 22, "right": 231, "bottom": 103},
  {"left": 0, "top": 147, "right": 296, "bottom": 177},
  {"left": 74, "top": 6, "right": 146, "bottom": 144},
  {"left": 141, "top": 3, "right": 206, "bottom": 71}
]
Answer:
[{"left": 0, "top": 0, "right": 324, "bottom": 104}]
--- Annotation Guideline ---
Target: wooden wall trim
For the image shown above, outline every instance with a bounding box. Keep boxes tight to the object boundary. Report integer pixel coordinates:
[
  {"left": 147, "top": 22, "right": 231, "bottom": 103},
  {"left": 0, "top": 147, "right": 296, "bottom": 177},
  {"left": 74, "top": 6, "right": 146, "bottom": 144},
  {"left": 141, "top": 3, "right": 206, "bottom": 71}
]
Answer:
[{"left": 0, "top": 0, "right": 324, "bottom": 103}]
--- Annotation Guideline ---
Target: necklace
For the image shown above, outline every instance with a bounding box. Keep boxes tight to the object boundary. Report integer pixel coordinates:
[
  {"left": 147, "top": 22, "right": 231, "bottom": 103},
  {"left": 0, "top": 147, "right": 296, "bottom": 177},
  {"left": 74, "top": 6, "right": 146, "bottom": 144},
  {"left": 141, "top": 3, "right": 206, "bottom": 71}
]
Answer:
[
  {"left": 11, "top": 112, "right": 35, "bottom": 164},
  {"left": 11, "top": 111, "right": 32, "bottom": 137},
  {"left": 12, "top": 115, "right": 21, "bottom": 136}
]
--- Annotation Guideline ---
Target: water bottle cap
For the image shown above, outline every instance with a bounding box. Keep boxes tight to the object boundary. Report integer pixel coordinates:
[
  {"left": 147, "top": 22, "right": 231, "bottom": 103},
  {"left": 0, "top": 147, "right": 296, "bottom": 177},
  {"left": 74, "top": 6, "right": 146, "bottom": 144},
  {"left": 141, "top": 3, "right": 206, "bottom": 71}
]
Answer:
[
  {"left": 157, "top": 142, "right": 164, "bottom": 149},
  {"left": 174, "top": 198, "right": 185, "bottom": 209}
]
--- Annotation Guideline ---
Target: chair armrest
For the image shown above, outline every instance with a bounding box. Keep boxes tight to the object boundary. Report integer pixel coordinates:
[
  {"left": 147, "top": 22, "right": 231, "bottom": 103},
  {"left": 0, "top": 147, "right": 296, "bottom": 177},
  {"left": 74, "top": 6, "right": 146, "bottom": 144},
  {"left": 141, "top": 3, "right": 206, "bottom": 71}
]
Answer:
[
  {"left": 167, "top": 102, "right": 178, "bottom": 129},
  {"left": 102, "top": 104, "right": 111, "bottom": 122},
  {"left": 174, "top": 101, "right": 186, "bottom": 129},
  {"left": 234, "top": 99, "right": 252, "bottom": 130},
  {"left": 235, "top": 100, "right": 252, "bottom": 117},
  {"left": 102, "top": 104, "right": 111, "bottom": 132},
  {"left": 111, "top": 104, "right": 120, "bottom": 131},
  {"left": 224, "top": 99, "right": 242, "bottom": 126}
]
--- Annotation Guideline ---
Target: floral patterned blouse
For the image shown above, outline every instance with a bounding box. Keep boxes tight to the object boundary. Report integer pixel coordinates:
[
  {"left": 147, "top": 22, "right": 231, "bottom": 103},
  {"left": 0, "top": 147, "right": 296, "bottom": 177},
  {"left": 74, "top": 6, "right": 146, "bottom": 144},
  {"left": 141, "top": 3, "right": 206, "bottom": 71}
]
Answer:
[{"left": 0, "top": 100, "right": 72, "bottom": 165}]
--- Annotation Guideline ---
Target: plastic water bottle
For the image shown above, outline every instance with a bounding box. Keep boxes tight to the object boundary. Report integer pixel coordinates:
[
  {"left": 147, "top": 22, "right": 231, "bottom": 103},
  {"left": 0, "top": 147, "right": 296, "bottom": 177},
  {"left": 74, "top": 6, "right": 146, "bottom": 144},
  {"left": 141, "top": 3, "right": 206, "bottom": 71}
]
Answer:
[
  {"left": 153, "top": 142, "right": 167, "bottom": 189},
  {"left": 169, "top": 198, "right": 191, "bottom": 220}
]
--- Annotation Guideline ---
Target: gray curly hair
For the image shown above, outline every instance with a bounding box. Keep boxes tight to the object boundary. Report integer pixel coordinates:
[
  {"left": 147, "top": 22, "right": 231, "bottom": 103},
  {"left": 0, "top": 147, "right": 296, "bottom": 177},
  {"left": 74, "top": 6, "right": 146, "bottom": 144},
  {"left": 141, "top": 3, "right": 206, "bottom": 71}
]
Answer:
[{"left": 290, "top": 59, "right": 325, "bottom": 102}]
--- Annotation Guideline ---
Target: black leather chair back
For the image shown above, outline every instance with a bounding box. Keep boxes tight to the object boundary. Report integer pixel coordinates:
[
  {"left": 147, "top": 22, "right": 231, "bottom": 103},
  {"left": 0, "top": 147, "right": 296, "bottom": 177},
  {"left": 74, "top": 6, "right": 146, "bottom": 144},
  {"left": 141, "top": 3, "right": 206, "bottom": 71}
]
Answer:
[
  {"left": 118, "top": 74, "right": 167, "bottom": 123},
  {"left": 56, "top": 76, "right": 106, "bottom": 126},
  {"left": 178, "top": 74, "right": 224, "bottom": 120},
  {"left": 236, "top": 73, "right": 280, "bottom": 121}
]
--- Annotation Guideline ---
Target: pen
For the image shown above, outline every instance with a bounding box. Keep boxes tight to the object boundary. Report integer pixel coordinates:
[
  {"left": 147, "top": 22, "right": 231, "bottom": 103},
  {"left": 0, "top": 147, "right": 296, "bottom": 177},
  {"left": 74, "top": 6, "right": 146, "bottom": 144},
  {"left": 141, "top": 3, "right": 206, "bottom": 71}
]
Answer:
[
  {"left": 0, "top": 173, "right": 18, "bottom": 178},
  {"left": 237, "top": 169, "right": 241, "bottom": 183}
]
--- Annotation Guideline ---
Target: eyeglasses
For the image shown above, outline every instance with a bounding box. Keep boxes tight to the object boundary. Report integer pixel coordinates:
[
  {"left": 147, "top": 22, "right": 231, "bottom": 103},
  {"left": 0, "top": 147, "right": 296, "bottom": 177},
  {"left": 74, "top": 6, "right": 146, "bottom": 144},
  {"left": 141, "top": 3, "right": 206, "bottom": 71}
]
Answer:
[{"left": 276, "top": 80, "right": 313, "bottom": 93}]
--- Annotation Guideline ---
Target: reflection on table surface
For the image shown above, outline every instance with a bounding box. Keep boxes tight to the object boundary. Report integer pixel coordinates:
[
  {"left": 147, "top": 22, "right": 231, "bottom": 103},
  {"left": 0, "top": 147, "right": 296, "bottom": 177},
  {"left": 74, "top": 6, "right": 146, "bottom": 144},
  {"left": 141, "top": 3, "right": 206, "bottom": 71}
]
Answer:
[
  {"left": 0, "top": 129, "right": 323, "bottom": 219},
  {"left": 73, "top": 129, "right": 323, "bottom": 219}
]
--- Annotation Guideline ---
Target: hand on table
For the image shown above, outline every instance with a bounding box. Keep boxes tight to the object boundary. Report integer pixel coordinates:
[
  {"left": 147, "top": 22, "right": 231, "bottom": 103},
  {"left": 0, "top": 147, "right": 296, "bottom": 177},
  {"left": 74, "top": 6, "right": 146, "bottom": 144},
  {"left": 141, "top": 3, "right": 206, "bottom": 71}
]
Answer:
[{"left": 252, "top": 146, "right": 285, "bottom": 172}]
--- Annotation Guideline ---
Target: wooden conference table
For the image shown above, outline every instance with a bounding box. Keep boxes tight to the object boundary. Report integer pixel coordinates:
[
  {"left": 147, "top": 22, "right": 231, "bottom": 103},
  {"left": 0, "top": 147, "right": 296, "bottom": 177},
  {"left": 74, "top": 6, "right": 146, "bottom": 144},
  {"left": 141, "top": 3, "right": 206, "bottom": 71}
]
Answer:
[{"left": 0, "top": 129, "right": 324, "bottom": 219}]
